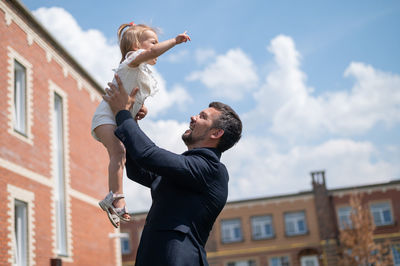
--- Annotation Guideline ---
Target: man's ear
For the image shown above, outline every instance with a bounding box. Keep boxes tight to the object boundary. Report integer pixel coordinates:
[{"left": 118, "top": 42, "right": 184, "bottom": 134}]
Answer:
[{"left": 210, "top": 128, "right": 224, "bottom": 139}]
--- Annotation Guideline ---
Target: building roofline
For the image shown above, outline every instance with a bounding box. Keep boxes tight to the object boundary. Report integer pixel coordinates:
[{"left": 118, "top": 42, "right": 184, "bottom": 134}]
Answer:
[
  {"left": 8, "top": 0, "right": 104, "bottom": 94},
  {"left": 225, "top": 190, "right": 313, "bottom": 206},
  {"left": 226, "top": 179, "right": 400, "bottom": 206},
  {"left": 328, "top": 179, "right": 400, "bottom": 193},
  {"left": 129, "top": 179, "right": 400, "bottom": 215}
]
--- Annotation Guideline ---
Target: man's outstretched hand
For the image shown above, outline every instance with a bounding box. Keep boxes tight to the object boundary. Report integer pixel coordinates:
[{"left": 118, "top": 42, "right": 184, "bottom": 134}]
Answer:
[{"left": 103, "top": 74, "right": 138, "bottom": 116}]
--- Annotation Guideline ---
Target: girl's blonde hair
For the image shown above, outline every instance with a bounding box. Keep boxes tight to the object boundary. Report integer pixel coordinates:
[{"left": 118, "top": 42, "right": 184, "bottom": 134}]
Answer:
[{"left": 117, "top": 23, "right": 157, "bottom": 63}]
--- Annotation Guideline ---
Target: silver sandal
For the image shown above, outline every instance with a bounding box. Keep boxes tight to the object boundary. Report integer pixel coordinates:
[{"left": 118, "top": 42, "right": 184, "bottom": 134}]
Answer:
[{"left": 99, "top": 191, "right": 131, "bottom": 227}]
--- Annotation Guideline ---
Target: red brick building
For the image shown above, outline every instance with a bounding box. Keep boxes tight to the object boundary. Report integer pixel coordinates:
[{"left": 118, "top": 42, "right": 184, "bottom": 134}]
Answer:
[
  {"left": 0, "top": 0, "right": 122, "bottom": 265},
  {"left": 122, "top": 171, "right": 400, "bottom": 266}
]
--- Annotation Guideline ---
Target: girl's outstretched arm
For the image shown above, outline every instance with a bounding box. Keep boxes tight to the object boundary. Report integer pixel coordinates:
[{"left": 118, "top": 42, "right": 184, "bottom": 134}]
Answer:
[{"left": 128, "top": 32, "right": 190, "bottom": 67}]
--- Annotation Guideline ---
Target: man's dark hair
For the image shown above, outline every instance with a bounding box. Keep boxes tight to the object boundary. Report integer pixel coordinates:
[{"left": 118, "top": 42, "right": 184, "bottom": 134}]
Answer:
[{"left": 209, "top": 102, "right": 242, "bottom": 152}]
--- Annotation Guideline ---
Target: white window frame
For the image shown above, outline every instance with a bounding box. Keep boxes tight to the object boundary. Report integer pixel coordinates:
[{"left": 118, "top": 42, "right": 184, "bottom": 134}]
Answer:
[
  {"left": 337, "top": 206, "right": 352, "bottom": 229},
  {"left": 251, "top": 215, "right": 274, "bottom": 240},
  {"left": 7, "top": 47, "right": 34, "bottom": 144},
  {"left": 53, "top": 92, "right": 68, "bottom": 256},
  {"left": 300, "top": 255, "right": 319, "bottom": 266},
  {"left": 284, "top": 211, "right": 307, "bottom": 236},
  {"left": 14, "top": 199, "right": 28, "bottom": 266},
  {"left": 13, "top": 60, "right": 27, "bottom": 134},
  {"left": 221, "top": 218, "right": 243, "bottom": 243},
  {"left": 226, "top": 259, "right": 257, "bottom": 266},
  {"left": 7, "top": 184, "right": 35, "bottom": 266},
  {"left": 370, "top": 201, "right": 393, "bottom": 226},
  {"left": 269, "top": 255, "right": 290, "bottom": 266},
  {"left": 49, "top": 81, "right": 73, "bottom": 261}
]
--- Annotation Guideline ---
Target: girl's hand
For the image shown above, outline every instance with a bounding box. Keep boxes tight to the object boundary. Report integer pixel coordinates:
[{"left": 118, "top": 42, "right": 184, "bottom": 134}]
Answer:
[
  {"left": 135, "top": 105, "right": 148, "bottom": 121},
  {"left": 175, "top": 31, "right": 191, "bottom": 44}
]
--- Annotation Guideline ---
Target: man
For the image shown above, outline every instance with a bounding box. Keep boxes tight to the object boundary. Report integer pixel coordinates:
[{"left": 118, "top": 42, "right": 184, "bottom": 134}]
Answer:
[{"left": 103, "top": 75, "right": 242, "bottom": 266}]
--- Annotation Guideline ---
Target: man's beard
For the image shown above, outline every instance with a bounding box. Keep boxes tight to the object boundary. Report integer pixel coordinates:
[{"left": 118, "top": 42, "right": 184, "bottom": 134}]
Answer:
[{"left": 182, "top": 130, "right": 207, "bottom": 146}]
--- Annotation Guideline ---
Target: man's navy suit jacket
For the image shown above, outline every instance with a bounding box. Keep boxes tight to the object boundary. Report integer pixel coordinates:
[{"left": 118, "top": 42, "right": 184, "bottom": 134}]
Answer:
[{"left": 115, "top": 110, "right": 229, "bottom": 266}]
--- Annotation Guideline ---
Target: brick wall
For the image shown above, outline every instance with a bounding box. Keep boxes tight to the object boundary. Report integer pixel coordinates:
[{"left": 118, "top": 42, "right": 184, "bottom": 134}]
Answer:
[{"left": 0, "top": 1, "right": 119, "bottom": 265}]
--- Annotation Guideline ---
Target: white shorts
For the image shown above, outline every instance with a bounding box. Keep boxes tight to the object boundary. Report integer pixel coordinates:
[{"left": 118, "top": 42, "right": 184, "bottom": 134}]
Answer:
[{"left": 91, "top": 100, "right": 116, "bottom": 141}]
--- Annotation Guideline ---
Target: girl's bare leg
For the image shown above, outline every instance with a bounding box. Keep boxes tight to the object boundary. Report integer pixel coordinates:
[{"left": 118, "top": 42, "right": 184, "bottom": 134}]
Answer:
[{"left": 94, "top": 124, "right": 129, "bottom": 220}]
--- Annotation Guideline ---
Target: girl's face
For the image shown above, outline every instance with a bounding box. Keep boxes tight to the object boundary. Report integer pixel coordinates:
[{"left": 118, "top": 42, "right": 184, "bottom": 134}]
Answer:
[{"left": 139, "top": 30, "right": 159, "bottom": 65}]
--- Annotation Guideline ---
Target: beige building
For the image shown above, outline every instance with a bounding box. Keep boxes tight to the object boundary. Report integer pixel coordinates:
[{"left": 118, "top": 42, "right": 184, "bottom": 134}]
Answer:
[{"left": 122, "top": 171, "right": 400, "bottom": 266}]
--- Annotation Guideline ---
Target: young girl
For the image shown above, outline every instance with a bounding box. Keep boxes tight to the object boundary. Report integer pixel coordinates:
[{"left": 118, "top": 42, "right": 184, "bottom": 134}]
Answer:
[{"left": 91, "top": 22, "right": 190, "bottom": 227}]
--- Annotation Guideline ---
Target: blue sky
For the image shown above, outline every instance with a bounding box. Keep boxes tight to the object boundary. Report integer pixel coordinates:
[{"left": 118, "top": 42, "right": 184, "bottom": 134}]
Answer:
[{"left": 21, "top": 0, "right": 400, "bottom": 212}]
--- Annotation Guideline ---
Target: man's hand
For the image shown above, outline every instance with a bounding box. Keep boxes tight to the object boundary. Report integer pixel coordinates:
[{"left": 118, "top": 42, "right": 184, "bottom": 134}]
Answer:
[{"left": 103, "top": 74, "right": 138, "bottom": 116}]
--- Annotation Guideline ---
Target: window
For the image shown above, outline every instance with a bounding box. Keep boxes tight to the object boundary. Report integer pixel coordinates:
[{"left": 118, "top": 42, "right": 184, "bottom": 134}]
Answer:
[
  {"left": 8, "top": 185, "right": 34, "bottom": 266},
  {"left": 269, "top": 256, "right": 290, "bottom": 266},
  {"left": 284, "top": 211, "right": 307, "bottom": 236},
  {"left": 251, "top": 215, "right": 274, "bottom": 240},
  {"left": 221, "top": 219, "right": 242, "bottom": 243},
  {"left": 121, "top": 238, "right": 131, "bottom": 255},
  {"left": 54, "top": 93, "right": 68, "bottom": 255},
  {"left": 227, "top": 260, "right": 256, "bottom": 266},
  {"left": 300, "top": 255, "right": 319, "bottom": 266},
  {"left": 13, "top": 60, "right": 27, "bottom": 134},
  {"left": 370, "top": 202, "right": 393, "bottom": 226},
  {"left": 338, "top": 206, "right": 352, "bottom": 229},
  {"left": 392, "top": 244, "right": 400, "bottom": 266},
  {"left": 14, "top": 200, "right": 28, "bottom": 266}
]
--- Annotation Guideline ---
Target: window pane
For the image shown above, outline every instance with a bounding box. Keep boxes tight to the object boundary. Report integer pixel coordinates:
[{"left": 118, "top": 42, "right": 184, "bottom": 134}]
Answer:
[
  {"left": 285, "top": 211, "right": 306, "bottom": 235},
  {"left": 338, "top": 206, "right": 352, "bottom": 229},
  {"left": 298, "top": 220, "right": 305, "bottom": 232},
  {"left": 383, "top": 210, "right": 392, "bottom": 223},
  {"left": 270, "top": 258, "right": 279, "bottom": 266},
  {"left": 372, "top": 211, "right": 382, "bottom": 225},
  {"left": 251, "top": 215, "right": 274, "bottom": 239},
  {"left": 54, "top": 93, "right": 68, "bottom": 255},
  {"left": 121, "top": 238, "right": 130, "bottom": 254},
  {"left": 269, "top": 256, "right": 290, "bottom": 266},
  {"left": 221, "top": 219, "right": 242, "bottom": 243},
  {"left": 392, "top": 244, "right": 400, "bottom": 265},
  {"left": 265, "top": 224, "right": 271, "bottom": 235},
  {"left": 15, "top": 200, "right": 28, "bottom": 266},
  {"left": 14, "top": 60, "right": 27, "bottom": 134},
  {"left": 370, "top": 202, "right": 392, "bottom": 226}
]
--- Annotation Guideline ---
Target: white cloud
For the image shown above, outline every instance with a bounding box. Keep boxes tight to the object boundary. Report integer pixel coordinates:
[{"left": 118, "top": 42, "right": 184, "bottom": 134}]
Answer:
[
  {"left": 33, "top": 7, "right": 192, "bottom": 117},
  {"left": 187, "top": 48, "right": 259, "bottom": 100},
  {"left": 123, "top": 179, "right": 151, "bottom": 213},
  {"left": 246, "top": 34, "right": 400, "bottom": 139},
  {"left": 31, "top": 7, "right": 400, "bottom": 210},
  {"left": 224, "top": 137, "right": 399, "bottom": 201},
  {"left": 194, "top": 48, "right": 216, "bottom": 65},
  {"left": 165, "top": 50, "right": 189, "bottom": 63},
  {"left": 140, "top": 119, "right": 188, "bottom": 153},
  {"left": 125, "top": 34, "right": 400, "bottom": 210},
  {"left": 145, "top": 69, "right": 193, "bottom": 117},
  {"left": 33, "top": 7, "right": 120, "bottom": 87}
]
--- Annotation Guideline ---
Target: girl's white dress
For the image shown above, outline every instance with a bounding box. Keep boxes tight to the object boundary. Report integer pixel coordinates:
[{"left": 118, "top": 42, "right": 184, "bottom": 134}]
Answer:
[{"left": 91, "top": 49, "right": 157, "bottom": 141}]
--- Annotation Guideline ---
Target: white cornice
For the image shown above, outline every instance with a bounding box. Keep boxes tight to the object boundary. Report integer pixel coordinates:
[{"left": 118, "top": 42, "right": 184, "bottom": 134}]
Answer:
[
  {"left": 0, "top": 156, "right": 52, "bottom": 187},
  {"left": 224, "top": 194, "right": 314, "bottom": 210},
  {"left": 0, "top": 1, "right": 102, "bottom": 103},
  {"left": 331, "top": 183, "right": 400, "bottom": 197}
]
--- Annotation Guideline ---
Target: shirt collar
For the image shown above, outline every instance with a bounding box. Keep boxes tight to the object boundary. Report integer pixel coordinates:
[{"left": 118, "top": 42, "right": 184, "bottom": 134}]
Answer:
[{"left": 183, "top": 147, "right": 222, "bottom": 159}]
